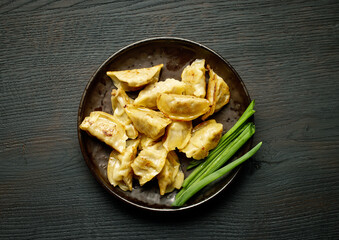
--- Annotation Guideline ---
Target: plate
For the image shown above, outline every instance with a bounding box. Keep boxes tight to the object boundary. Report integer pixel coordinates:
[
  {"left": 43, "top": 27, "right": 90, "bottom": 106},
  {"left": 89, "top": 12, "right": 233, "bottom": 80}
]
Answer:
[{"left": 77, "top": 37, "right": 252, "bottom": 211}]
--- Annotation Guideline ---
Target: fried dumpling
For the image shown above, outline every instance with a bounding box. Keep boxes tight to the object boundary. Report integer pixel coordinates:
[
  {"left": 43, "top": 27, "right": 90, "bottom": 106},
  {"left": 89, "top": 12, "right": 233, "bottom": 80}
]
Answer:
[
  {"left": 138, "top": 134, "right": 158, "bottom": 150},
  {"left": 79, "top": 111, "right": 127, "bottom": 153},
  {"left": 131, "top": 142, "right": 168, "bottom": 186},
  {"left": 202, "top": 66, "right": 230, "bottom": 120},
  {"left": 107, "top": 139, "right": 140, "bottom": 191},
  {"left": 107, "top": 64, "right": 163, "bottom": 91},
  {"left": 162, "top": 121, "right": 192, "bottom": 151},
  {"left": 181, "top": 119, "right": 223, "bottom": 160},
  {"left": 111, "top": 88, "right": 138, "bottom": 139},
  {"left": 125, "top": 105, "right": 172, "bottom": 139},
  {"left": 157, "top": 93, "right": 210, "bottom": 121},
  {"left": 157, "top": 151, "right": 184, "bottom": 195},
  {"left": 134, "top": 78, "right": 186, "bottom": 109},
  {"left": 181, "top": 59, "right": 206, "bottom": 98}
]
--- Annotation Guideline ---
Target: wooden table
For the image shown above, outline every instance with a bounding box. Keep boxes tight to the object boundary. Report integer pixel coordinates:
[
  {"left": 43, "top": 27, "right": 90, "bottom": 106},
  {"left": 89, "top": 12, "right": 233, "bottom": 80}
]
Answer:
[{"left": 1, "top": 1, "right": 338, "bottom": 239}]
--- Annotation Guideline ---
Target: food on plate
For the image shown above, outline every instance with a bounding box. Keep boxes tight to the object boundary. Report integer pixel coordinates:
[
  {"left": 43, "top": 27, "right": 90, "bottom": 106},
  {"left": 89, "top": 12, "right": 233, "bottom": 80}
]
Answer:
[
  {"left": 202, "top": 66, "right": 230, "bottom": 120},
  {"left": 125, "top": 105, "right": 172, "bottom": 140},
  {"left": 181, "top": 59, "right": 206, "bottom": 98},
  {"left": 111, "top": 88, "right": 138, "bottom": 139},
  {"left": 138, "top": 134, "right": 158, "bottom": 150},
  {"left": 157, "top": 151, "right": 184, "bottom": 195},
  {"left": 174, "top": 101, "right": 260, "bottom": 207},
  {"left": 131, "top": 142, "right": 168, "bottom": 186},
  {"left": 80, "top": 58, "right": 239, "bottom": 199},
  {"left": 107, "top": 64, "right": 163, "bottom": 91},
  {"left": 181, "top": 119, "right": 223, "bottom": 160},
  {"left": 79, "top": 111, "right": 128, "bottom": 153},
  {"left": 183, "top": 101, "right": 256, "bottom": 187},
  {"left": 157, "top": 93, "right": 210, "bottom": 121},
  {"left": 162, "top": 121, "right": 192, "bottom": 151},
  {"left": 173, "top": 142, "right": 262, "bottom": 206},
  {"left": 134, "top": 78, "right": 186, "bottom": 109},
  {"left": 107, "top": 139, "right": 140, "bottom": 191}
]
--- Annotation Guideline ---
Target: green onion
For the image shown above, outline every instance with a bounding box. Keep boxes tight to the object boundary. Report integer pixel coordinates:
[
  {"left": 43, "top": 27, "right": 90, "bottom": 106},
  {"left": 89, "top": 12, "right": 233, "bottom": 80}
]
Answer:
[
  {"left": 222, "top": 100, "right": 255, "bottom": 140},
  {"left": 192, "top": 123, "right": 255, "bottom": 185},
  {"left": 186, "top": 160, "right": 201, "bottom": 170},
  {"left": 183, "top": 122, "right": 253, "bottom": 189},
  {"left": 172, "top": 142, "right": 262, "bottom": 207},
  {"left": 176, "top": 123, "right": 255, "bottom": 199},
  {"left": 185, "top": 100, "right": 255, "bottom": 171},
  {"left": 186, "top": 122, "right": 249, "bottom": 170},
  {"left": 175, "top": 100, "right": 257, "bottom": 201}
]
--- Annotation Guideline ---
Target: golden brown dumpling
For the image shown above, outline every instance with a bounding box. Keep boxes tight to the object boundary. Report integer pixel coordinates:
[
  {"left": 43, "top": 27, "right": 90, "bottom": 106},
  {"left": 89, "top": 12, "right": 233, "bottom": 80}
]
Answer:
[
  {"left": 107, "top": 139, "right": 140, "bottom": 191},
  {"left": 138, "top": 134, "right": 158, "bottom": 150},
  {"left": 181, "top": 59, "right": 206, "bottom": 98},
  {"left": 111, "top": 88, "right": 138, "bottom": 139},
  {"left": 134, "top": 78, "right": 186, "bottom": 109},
  {"left": 162, "top": 121, "right": 192, "bottom": 151},
  {"left": 131, "top": 142, "right": 168, "bottom": 186},
  {"left": 107, "top": 64, "right": 163, "bottom": 91},
  {"left": 157, "top": 151, "right": 184, "bottom": 195},
  {"left": 79, "top": 111, "right": 127, "bottom": 153},
  {"left": 202, "top": 66, "right": 230, "bottom": 120},
  {"left": 181, "top": 119, "right": 223, "bottom": 160},
  {"left": 125, "top": 105, "right": 172, "bottom": 140},
  {"left": 157, "top": 93, "right": 210, "bottom": 121}
]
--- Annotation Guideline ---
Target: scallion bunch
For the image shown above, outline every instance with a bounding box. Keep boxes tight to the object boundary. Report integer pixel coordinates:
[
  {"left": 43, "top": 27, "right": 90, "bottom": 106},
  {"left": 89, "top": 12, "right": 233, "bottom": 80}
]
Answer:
[{"left": 172, "top": 100, "right": 262, "bottom": 207}]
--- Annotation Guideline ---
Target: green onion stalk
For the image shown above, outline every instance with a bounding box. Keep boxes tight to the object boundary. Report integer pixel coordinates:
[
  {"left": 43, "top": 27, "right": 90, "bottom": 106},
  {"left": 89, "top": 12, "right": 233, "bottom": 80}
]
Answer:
[{"left": 173, "top": 142, "right": 262, "bottom": 207}]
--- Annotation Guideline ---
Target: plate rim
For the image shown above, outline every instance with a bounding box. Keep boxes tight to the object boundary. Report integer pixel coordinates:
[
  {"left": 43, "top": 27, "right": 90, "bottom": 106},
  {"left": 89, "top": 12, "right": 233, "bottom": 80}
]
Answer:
[{"left": 77, "top": 37, "right": 252, "bottom": 212}]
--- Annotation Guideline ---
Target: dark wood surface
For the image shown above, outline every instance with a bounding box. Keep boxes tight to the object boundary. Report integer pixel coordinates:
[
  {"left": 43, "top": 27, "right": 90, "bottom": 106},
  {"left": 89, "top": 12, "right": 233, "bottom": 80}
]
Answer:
[{"left": 1, "top": 0, "right": 338, "bottom": 239}]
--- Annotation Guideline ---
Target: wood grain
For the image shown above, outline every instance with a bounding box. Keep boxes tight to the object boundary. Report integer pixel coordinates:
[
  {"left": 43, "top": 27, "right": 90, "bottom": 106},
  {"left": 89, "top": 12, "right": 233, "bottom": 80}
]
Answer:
[{"left": 0, "top": 0, "right": 338, "bottom": 239}]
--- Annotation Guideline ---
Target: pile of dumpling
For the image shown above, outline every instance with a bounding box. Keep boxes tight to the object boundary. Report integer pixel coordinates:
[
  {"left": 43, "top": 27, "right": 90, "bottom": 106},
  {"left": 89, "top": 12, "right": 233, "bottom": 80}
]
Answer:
[{"left": 80, "top": 59, "right": 230, "bottom": 195}]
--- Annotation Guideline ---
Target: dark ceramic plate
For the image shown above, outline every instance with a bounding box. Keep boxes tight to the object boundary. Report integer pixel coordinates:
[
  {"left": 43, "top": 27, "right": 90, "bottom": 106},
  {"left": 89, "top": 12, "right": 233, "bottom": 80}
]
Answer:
[{"left": 77, "top": 37, "right": 251, "bottom": 211}]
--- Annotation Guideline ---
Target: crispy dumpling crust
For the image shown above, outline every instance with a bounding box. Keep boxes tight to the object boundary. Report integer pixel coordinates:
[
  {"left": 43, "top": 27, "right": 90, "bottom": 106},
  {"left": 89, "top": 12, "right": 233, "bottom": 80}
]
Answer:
[
  {"left": 131, "top": 142, "right": 168, "bottom": 186},
  {"left": 138, "top": 134, "right": 158, "bottom": 150},
  {"left": 107, "top": 139, "right": 140, "bottom": 191},
  {"left": 157, "top": 151, "right": 184, "bottom": 195},
  {"left": 134, "top": 78, "right": 186, "bottom": 109},
  {"left": 157, "top": 93, "right": 210, "bottom": 121},
  {"left": 111, "top": 88, "right": 138, "bottom": 139},
  {"left": 181, "top": 119, "right": 223, "bottom": 160},
  {"left": 125, "top": 105, "right": 172, "bottom": 139},
  {"left": 162, "top": 121, "right": 192, "bottom": 151},
  {"left": 202, "top": 66, "right": 230, "bottom": 120},
  {"left": 79, "top": 111, "right": 128, "bottom": 153},
  {"left": 181, "top": 59, "right": 206, "bottom": 98},
  {"left": 107, "top": 64, "right": 163, "bottom": 91}
]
